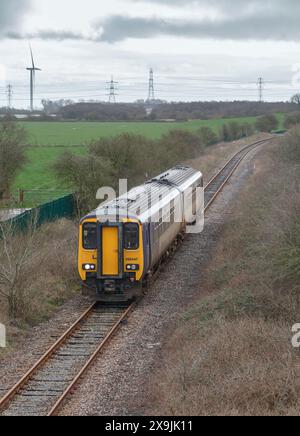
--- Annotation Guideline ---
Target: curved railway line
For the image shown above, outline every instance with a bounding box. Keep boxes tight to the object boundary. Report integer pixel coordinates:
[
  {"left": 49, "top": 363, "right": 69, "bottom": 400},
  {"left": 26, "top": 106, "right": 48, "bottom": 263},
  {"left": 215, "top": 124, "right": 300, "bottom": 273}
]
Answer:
[
  {"left": 0, "top": 136, "right": 273, "bottom": 416},
  {"left": 204, "top": 138, "right": 271, "bottom": 211}
]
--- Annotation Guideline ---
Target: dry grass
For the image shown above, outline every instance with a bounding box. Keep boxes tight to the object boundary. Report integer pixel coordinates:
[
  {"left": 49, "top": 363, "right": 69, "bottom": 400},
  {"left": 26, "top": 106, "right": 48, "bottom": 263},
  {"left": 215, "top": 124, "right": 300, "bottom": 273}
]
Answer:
[
  {"left": 152, "top": 318, "right": 300, "bottom": 416},
  {"left": 0, "top": 218, "right": 78, "bottom": 329},
  {"left": 150, "top": 136, "right": 300, "bottom": 416},
  {"left": 186, "top": 132, "right": 271, "bottom": 183}
]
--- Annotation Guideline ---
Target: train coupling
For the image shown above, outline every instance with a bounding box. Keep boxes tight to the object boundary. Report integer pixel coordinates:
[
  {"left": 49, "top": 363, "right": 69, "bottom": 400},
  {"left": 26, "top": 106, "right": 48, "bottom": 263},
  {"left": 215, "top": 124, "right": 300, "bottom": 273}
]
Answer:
[{"left": 103, "top": 280, "right": 117, "bottom": 293}]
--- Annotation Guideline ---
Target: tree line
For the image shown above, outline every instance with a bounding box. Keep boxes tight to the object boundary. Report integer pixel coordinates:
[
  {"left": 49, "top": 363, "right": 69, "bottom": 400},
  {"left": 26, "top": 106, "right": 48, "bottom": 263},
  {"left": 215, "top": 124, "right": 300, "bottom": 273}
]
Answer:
[
  {"left": 4, "top": 100, "right": 293, "bottom": 122},
  {"left": 59, "top": 101, "right": 296, "bottom": 122}
]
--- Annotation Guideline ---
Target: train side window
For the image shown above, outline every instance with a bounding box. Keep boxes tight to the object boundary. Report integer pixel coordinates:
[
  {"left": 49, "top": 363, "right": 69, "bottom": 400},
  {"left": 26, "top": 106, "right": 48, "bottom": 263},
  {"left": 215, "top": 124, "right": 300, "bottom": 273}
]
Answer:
[
  {"left": 192, "top": 186, "right": 197, "bottom": 215},
  {"left": 83, "top": 223, "right": 97, "bottom": 250},
  {"left": 124, "top": 223, "right": 140, "bottom": 250}
]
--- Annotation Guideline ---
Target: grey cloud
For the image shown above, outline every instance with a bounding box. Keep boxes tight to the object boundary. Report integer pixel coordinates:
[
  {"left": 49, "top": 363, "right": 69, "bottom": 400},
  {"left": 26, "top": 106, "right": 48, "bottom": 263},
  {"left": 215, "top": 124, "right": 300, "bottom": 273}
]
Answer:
[
  {"left": 95, "top": 6, "right": 300, "bottom": 43},
  {"left": 0, "top": 0, "right": 31, "bottom": 36},
  {"left": 6, "top": 30, "right": 84, "bottom": 41},
  {"left": 131, "top": 0, "right": 297, "bottom": 9},
  {"left": 2, "top": 0, "right": 300, "bottom": 44},
  {"left": 0, "top": 0, "right": 83, "bottom": 42},
  {"left": 129, "top": 0, "right": 300, "bottom": 24}
]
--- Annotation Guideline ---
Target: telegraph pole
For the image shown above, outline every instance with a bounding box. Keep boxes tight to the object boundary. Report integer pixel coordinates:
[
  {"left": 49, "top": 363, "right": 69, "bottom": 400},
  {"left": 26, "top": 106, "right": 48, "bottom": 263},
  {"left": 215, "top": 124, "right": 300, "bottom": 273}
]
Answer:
[{"left": 257, "top": 77, "right": 264, "bottom": 102}]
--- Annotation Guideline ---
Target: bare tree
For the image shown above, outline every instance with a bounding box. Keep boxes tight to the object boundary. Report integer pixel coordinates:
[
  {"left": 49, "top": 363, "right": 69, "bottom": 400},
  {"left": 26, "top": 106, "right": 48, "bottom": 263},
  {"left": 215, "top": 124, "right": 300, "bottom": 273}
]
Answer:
[
  {"left": 0, "top": 215, "right": 39, "bottom": 319},
  {"left": 291, "top": 94, "right": 300, "bottom": 106},
  {"left": 0, "top": 119, "right": 27, "bottom": 200}
]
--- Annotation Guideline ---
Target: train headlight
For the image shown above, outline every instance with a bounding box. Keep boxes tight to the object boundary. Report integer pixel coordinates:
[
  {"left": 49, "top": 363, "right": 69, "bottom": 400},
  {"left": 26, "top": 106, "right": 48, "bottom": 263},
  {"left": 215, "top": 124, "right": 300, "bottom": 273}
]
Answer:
[
  {"left": 83, "top": 264, "right": 96, "bottom": 271},
  {"left": 126, "top": 264, "right": 139, "bottom": 271}
]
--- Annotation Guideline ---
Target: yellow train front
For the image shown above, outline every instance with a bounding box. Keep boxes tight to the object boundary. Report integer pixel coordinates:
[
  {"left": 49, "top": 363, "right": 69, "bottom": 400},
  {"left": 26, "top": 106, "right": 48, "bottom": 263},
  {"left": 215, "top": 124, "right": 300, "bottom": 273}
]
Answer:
[
  {"left": 79, "top": 216, "right": 145, "bottom": 302},
  {"left": 78, "top": 165, "right": 203, "bottom": 302}
]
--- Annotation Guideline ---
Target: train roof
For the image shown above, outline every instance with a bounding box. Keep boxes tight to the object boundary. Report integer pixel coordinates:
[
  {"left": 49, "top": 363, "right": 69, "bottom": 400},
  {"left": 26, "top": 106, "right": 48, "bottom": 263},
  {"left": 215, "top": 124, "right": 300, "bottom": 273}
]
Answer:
[
  {"left": 149, "top": 165, "right": 200, "bottom": 187},
  {"left": 83, "top": 165, "right": 202, "bottom": 223}
]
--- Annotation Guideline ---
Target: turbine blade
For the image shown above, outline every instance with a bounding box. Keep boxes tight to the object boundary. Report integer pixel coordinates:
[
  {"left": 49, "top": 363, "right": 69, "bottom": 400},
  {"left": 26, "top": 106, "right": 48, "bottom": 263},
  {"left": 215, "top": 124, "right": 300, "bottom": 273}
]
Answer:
[{"left": 29, "top": 43, "right": 35, "bottom": 69}]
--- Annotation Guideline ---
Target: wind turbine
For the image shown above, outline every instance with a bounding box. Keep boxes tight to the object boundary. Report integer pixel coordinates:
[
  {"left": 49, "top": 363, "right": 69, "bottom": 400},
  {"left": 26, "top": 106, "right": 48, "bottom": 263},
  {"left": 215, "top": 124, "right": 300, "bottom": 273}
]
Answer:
[{"left": 26, "top": 44, "right": 41, "bottom": 112}]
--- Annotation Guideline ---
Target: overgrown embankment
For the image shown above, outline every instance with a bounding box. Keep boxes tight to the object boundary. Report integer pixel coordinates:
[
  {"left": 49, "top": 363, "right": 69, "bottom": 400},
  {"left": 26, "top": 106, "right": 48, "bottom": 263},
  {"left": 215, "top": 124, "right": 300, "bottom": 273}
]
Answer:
[
  {"left": 0, "top": 219, "right": 78, "bottom": 335},
  {"left": 150, "top": 127, "right": 300, "bottom": 416}
]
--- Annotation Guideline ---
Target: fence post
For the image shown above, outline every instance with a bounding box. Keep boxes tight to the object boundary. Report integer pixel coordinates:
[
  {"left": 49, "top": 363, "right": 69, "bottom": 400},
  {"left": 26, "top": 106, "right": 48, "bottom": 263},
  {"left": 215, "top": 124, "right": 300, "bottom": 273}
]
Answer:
[{"left": 19, "top": 189, "right": 24, "bottom": 204}]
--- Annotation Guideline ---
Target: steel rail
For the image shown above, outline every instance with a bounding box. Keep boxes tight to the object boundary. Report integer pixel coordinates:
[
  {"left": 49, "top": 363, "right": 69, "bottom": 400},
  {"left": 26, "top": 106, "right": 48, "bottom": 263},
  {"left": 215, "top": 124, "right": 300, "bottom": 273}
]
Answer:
[
  {"left": 204, "top": 138, "right": 272, "bottom": 211},
  {"left": 47, "top": 303, "right": 134, "bottom": 416},
  {"left": 0, "top": 303, "right": 134, "bottom": 416},
  {"left": 0, "top": 303, "right": 96, "bottom": 412}
]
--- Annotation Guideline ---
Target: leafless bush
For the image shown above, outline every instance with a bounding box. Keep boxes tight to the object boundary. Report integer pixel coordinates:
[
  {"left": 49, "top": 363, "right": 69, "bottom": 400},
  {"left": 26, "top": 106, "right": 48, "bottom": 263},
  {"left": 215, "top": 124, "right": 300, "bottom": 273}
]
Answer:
[
  {"left": 197, "top": 127, "right": 218, "bottom": 147},
  {"left": 0, "top": 216, "right": 40, "bottom": 319},
  {"left": 159, "top": 129, "right": 204, "bottom": 161},
  {"left": 0, "top": 218, "right": 77, "bottom": 325},
  {"left": 153, "top": 318, "right": 300, "bottom": 416},
  {"left": 90, "top": 133, "right": 158, "bottom": 184},
  {"left": 278, "top": 125, "right": 300, "bottom": 162},
  {"left": 53, "top": 151, "right": 113, "bottom": 214},
  {"left": 219, "top": 121, "right": 253, "bottom": 142},
  {"left": 256, "top": 114, "right": 279, "bottom": 133},
  {"left": 0, "top": 120, "right": 27, "bottom": 200},
  {"left": 284, "top": 111, "right": 300, "bottom": 129}
]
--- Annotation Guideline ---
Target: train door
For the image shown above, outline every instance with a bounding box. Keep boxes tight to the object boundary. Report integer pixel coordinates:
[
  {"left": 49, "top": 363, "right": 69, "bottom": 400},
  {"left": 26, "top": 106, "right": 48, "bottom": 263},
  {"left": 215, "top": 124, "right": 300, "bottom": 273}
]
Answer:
[
  {"left": 98, "top": 224, "right": 123, "bottom": 278},
  {"left": 102, "top": 227, "right": 119, "bottom": 276}
]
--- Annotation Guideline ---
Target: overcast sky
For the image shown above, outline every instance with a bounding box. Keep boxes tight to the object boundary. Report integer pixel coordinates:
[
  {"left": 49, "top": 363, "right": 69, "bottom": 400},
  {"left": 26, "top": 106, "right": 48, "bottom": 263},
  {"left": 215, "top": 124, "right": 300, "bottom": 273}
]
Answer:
[{"left": 0, "top": 0, "right": 300, "bottom": 108}]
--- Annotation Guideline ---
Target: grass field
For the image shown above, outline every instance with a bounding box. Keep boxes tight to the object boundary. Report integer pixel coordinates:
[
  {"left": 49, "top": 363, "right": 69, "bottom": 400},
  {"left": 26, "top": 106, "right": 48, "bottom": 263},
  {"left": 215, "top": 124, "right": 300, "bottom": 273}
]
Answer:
[
  {"left": 9, "top": 114, "right": 284, "bottom": 203},
  {"left": 13, "top": 146, "right": 85, "bottom": 191},
  {"left": 20, "top": 116, "right": 263, "bottom": 145}
]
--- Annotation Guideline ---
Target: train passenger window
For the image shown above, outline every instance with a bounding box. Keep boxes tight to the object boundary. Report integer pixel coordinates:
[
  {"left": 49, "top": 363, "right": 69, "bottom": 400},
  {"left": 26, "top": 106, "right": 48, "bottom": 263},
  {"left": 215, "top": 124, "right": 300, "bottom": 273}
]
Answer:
[
  {"left": 83, "top": 223, "right": 97, "bottom": 250},
  {"left": 193, "top": 187, "right": 197, "bottom": 216},
  {"left": 124, "top": 223, "right": 139, "bottom": 250}
]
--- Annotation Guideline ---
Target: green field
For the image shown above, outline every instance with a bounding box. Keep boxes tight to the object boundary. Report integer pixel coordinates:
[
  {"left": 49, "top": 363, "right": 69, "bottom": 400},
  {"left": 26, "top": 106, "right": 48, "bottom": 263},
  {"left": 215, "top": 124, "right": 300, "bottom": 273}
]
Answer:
[
  {"left": 20, "top": 117, "right": 262, "bottom": 146},
  {"left": 13, "top": 146, "right": 85, "bottom": 191},
  {"left": 11, "top": 114, "right": 284, "bottom": 203}
]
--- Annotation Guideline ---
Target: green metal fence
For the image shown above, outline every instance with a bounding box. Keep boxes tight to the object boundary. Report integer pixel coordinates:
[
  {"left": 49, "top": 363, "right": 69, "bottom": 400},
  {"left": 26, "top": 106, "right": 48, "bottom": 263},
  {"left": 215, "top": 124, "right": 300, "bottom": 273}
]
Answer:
[{"left": 6, "top": 194, "right": 76, "bottom": 232}]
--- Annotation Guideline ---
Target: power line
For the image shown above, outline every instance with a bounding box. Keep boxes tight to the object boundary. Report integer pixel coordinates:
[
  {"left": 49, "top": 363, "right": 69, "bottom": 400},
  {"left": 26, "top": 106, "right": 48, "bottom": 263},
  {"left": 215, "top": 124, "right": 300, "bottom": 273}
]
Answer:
[{"left": 0, "top": 71, "right": 296, "bottom": 107}]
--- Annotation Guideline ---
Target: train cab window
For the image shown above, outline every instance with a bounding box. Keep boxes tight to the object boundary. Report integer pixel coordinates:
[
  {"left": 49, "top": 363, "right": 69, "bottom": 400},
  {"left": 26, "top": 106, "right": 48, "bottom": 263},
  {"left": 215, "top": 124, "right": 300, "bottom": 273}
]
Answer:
[
  {"left": 124, "top": 223, "right": 139, "bottom": 250},
  {"left": 83, "top": 223, "right": 97, "bottom": 250}
]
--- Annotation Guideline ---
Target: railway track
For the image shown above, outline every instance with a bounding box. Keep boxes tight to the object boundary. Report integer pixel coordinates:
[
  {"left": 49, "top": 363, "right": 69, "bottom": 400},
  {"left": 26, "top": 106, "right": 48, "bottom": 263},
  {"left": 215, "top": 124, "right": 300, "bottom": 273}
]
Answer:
[
  {"left": 204, "top": 138, "right": 271, "bottom": 211},
  {"left": 0, "top": 136, "right": 272, "bottom": 417},
  {"left": 0, "top": 303, "right": 133, "bottom": 416}
]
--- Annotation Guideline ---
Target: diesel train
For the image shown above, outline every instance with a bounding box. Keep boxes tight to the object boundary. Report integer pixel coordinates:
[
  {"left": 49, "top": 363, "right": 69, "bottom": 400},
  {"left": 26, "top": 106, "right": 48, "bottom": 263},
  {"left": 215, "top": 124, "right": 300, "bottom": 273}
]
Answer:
[{"left": 78, "top": 165, "right": 203, "bottom": 302}]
